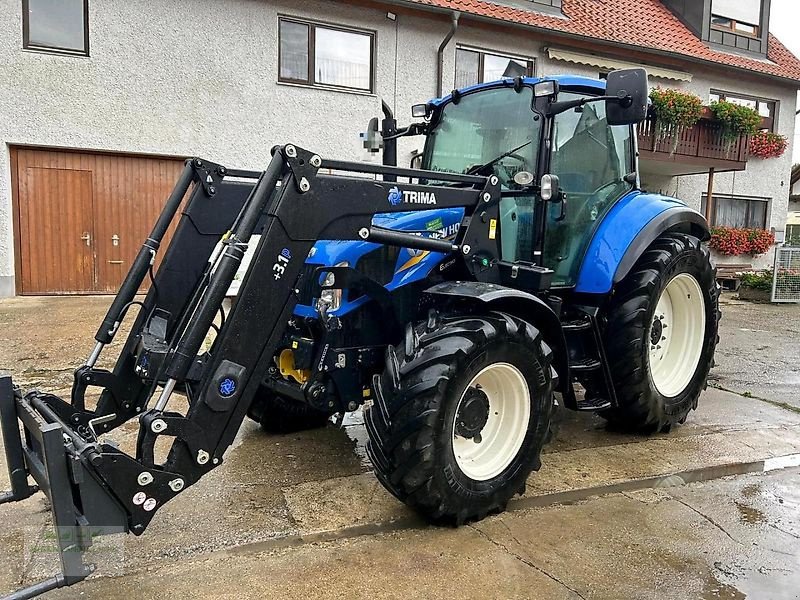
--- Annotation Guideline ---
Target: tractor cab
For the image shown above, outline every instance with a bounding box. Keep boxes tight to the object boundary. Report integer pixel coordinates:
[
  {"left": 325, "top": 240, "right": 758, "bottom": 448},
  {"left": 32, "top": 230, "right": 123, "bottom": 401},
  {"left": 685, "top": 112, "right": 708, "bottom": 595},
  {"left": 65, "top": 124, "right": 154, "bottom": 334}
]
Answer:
[{"left": 417, "top": 74, "right": 640, "bottom": 287}]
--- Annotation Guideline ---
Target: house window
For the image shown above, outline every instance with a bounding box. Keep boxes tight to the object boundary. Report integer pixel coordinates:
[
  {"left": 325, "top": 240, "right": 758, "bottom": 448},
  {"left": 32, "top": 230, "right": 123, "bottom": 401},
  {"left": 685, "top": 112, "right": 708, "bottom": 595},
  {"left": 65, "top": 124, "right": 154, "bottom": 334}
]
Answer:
[
  {"left": 786, "top": 224, "right": 800, "bottom": 247},
  {"left": 278, "top": 17, "right": 374, "bottom": 93},
  {"left": 709, "top": 91, "right": 776, "bottom": 131},
  {"left": 22, "top": 0, "right": 89, "bottom": 55},
  {"left": 455, "top": 48, "right": 534, "bottom": 89},
  {"left": 702, "top": 194, "right": 769, "bottom": 229},
  {"left": 711, "top": 0, "right": 762, "bottom": 36}
]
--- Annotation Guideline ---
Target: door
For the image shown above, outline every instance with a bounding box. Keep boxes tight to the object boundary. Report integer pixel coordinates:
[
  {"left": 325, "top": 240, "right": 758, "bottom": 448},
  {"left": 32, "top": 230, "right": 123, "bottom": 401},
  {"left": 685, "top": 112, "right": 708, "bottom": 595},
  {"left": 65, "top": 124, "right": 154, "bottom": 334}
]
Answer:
[
  {"left": 90, "top": 154, "right": 186, "bottom": 293},
  {"left": 13, "top": 148, "right": 185, "bottom": 294},
  {"left": 17, "top": 166, "right": 95, "bottom": 294},
  {"left": 543, "top": 95, "right": 635, "bottom": 287}
]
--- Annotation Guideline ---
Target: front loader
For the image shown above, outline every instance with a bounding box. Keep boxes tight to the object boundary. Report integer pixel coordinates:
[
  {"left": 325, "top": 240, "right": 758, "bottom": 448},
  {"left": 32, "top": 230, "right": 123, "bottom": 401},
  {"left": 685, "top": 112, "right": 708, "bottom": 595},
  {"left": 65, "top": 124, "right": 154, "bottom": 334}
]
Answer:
[{"left": 0, "top": 69, "right": 720, "bottom": 598}]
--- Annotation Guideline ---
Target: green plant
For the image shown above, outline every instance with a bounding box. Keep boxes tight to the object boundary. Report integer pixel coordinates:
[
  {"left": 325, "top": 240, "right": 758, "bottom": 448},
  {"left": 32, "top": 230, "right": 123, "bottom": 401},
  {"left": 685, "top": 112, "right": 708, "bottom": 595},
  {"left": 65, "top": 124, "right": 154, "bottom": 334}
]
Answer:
[
  {"left": 739, "top": 269, "right": 772, "bottom": 291},
  {"left": 709, "top": 100, "right": 762, "bottom": 139},
  {"left": 649, "top": 88, "right": 704, "bottom": 128}
]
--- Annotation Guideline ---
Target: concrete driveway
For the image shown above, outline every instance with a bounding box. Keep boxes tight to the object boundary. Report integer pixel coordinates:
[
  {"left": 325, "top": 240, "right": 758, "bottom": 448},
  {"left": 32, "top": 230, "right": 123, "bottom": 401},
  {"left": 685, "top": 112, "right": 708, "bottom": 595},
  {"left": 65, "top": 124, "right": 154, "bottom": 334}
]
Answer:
[{"left": 0, "top": 294, "right": 798, "bottom": 599}]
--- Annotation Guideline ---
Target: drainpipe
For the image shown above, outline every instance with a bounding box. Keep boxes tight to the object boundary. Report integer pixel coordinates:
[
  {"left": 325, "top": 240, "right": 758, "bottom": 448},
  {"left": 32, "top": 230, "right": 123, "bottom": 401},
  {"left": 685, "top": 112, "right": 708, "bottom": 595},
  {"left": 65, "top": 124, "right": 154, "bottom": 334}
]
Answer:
[{"left": 436, "top": 11, "right": 460, "bottom": 98}]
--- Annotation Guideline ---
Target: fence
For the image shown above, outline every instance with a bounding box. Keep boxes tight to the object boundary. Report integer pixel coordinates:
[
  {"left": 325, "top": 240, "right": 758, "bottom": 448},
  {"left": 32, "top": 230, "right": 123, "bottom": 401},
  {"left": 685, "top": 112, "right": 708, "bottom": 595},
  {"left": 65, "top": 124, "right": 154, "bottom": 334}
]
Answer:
[{"left": 772, "top": 246, "right": 800, "bottom": 303}]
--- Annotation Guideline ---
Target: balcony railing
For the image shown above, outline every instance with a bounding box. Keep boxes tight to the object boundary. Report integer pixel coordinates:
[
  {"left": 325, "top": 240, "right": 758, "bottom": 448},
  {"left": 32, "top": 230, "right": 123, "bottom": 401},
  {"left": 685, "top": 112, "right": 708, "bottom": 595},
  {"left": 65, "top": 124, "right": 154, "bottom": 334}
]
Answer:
[{"left": 637, "top": 114, "right": 749, "bottom": 172}]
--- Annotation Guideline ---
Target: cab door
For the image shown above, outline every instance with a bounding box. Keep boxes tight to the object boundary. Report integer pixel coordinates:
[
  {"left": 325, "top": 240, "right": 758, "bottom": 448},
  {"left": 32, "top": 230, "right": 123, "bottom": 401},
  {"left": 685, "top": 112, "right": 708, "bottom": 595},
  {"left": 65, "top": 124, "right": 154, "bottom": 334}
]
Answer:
[{"left": 543, "top": 95, "right": 635, "bottom": 287}]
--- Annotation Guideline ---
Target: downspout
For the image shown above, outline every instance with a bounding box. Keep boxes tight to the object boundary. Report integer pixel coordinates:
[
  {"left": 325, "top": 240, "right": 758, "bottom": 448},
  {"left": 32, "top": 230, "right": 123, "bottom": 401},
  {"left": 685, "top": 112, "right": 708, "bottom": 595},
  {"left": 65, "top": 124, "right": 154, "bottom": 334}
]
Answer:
[{"left": 436, "top": 11, "right": 460, "bottom": 98}]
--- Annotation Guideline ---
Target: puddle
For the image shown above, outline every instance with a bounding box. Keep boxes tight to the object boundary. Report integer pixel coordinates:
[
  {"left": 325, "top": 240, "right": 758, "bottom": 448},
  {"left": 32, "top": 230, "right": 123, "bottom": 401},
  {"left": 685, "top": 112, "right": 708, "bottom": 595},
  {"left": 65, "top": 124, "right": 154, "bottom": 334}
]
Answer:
[
  {"left": 702, "top": 569, "right": 746, "bottom": 600},
  {"left": 740, "top": 484, "right": 760, "bottom": 499},
  {"left": 706, "top": 565, "right": 800, "bottom": 600},
  {"left": 341, "top": 408, "right": 371, "bottom": 470},
  {"left": 734, "top": 501, "right": 767, "bottom": 525}
]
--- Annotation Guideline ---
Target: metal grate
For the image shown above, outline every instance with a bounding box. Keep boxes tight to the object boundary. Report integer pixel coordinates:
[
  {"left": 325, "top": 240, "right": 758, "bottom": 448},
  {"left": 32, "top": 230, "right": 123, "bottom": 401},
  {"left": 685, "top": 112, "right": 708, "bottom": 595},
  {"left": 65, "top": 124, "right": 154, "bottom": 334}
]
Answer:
[{"left": 772, "top": 247, "right": 800, "bottom": 303}]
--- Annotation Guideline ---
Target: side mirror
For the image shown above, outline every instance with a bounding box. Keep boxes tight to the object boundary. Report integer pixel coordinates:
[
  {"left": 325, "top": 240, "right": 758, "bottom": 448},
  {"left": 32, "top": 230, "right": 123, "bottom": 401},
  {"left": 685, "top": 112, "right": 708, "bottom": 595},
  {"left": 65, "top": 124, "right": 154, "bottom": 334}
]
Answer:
[
  {"left": 605, "top": 68, "right": 648, "bottom": 125},
  {"left": 360, "top": 117, "right": 383, "bottom": 153}
]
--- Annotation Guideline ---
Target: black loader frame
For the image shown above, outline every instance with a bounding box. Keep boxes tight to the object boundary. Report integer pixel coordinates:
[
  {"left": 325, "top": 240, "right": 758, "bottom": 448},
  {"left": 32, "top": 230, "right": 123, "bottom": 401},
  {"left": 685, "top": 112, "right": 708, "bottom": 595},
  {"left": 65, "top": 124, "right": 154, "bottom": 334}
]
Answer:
[{"left": 0, "top": 145, "right": 520, "bottom": 599}]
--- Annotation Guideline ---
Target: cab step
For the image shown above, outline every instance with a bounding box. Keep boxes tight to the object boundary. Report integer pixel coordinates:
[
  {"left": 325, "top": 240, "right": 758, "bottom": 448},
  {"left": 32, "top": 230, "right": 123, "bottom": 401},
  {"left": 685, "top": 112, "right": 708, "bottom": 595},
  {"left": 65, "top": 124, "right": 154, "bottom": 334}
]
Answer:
[
  {"left": 569, "top": 357, "right": 602, "bottom": 372},
  {"left": 562, "top": 318, "right": 592, "bottom": 332},
  {"left": 576, "top": 396, "right": 612, "bottom": 411}
]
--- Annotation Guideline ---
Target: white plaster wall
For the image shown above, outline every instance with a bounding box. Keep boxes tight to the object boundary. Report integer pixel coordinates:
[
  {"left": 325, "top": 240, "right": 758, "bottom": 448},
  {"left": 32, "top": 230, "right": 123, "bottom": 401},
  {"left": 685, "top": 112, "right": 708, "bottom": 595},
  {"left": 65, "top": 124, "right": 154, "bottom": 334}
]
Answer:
[
  {"left": 0, "top": 0, "right": 450, "bottom": 296},
  {"left": 1, "top": 0, "right": 798, "bottom": 292}
]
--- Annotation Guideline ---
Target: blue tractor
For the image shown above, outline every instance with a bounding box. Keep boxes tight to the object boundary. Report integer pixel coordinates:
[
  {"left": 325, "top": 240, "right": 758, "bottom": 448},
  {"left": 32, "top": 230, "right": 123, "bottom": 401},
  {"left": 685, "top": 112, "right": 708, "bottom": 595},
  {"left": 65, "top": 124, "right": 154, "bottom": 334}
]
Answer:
[
  {"left": 248, "top": 70, "right": 720, "bottom": 522},
  {"left": 0, "top": 69, "right": 720, "bottom": 596}
]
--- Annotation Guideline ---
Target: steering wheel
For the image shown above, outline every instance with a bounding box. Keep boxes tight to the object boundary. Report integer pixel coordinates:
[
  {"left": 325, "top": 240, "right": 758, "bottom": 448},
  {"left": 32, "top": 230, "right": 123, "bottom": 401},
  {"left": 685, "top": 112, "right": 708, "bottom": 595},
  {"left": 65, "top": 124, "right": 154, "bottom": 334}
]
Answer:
[
  {"left": 493, "top": 153, "right": 528, "bottom": 183},
  {"left": 573, "top": 180, "right": 622, "bottom": 224}
]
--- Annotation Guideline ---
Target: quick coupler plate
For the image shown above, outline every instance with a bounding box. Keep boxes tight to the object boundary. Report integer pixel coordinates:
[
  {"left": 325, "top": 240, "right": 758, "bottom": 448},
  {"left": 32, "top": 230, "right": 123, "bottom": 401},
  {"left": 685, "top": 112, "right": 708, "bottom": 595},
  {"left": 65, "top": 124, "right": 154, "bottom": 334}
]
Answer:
[{"left": 0, "top": 374, "right": 126, "bottom": 599}]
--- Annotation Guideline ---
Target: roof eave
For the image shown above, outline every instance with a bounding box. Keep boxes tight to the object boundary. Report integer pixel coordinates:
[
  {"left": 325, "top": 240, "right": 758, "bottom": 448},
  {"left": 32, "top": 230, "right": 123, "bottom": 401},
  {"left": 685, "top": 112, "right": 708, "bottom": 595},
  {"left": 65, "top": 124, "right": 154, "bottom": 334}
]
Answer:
[{"left": 380, "top": 0, "right": 800, "bottom": 87}]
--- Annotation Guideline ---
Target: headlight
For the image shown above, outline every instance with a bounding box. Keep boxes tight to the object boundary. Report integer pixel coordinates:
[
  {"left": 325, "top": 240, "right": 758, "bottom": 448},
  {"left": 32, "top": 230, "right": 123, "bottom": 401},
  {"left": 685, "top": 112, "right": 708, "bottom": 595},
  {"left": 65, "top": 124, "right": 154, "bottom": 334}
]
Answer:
[{"left": 316, "top": 262, "right": 348, "bottom": 312}]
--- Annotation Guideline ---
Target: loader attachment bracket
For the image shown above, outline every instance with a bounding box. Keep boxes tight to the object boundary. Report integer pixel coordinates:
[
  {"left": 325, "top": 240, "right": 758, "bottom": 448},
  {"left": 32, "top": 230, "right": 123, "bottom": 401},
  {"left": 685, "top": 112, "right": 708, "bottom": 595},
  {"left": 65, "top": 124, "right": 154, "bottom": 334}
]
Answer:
[{"left": 0, "top": 375, "right": 128, "bottom": 599}]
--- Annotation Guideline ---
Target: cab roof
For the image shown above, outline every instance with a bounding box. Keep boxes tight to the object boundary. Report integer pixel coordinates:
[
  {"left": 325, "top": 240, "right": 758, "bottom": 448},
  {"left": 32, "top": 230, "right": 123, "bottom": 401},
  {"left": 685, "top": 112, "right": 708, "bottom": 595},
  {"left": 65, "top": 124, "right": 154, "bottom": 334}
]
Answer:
[{"left": 430, "top": 75, "right": 606, "bottom": 107}]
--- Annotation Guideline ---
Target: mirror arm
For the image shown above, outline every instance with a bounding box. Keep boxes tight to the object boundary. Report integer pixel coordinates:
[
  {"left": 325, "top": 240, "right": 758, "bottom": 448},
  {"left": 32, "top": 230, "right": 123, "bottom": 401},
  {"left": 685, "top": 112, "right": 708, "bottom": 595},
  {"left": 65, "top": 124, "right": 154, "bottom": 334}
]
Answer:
[
  {"left": 383, "top": 122, "right": 428, "bottom": 141},
  {"left": 547, "top": 93, "right": 628, "bottom": 117}
]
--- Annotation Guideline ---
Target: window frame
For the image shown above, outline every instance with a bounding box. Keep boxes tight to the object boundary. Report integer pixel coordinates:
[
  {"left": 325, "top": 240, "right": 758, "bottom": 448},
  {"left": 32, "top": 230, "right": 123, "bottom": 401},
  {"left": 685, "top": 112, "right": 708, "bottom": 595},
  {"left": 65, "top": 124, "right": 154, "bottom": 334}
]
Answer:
[
  {"left": 701, "top": 193, "right": 770, "bottom": 229},
  {"left": 709, "top": 90, "right": 777, "bottom": 132},
  {"left": 22, "top": 0, "right": 90, "bottom": 57},
  {"left": 277, "top": 16, "right": 376, "bottom": 94},
  {"left": 786, "top": 224, "right": 800, "bottom": 247},
  {"left": 711, "top": 13, "right": 760, "bottom": 37},
  {"left": 454, "top": 45, "right": 535, "bottom": 88}
]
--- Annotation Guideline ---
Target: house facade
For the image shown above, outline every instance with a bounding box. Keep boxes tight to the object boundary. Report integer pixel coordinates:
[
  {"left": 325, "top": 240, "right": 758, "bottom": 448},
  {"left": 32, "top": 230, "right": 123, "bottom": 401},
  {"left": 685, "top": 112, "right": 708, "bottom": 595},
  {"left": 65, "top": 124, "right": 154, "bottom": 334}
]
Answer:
[{"left": 1, "top": 0, "right": 799, "bottom": 296}]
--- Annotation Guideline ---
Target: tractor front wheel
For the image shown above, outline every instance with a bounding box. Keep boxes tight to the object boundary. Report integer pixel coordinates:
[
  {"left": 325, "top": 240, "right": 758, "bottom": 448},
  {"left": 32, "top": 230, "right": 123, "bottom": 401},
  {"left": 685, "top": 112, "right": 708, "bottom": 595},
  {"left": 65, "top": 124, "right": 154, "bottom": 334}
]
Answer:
[
  {"left": 247, "top": 386, "right": 333, "bottom": 434},
  {"left": 599, "top": 232, "right": 720, "bottom": 432},
  {"left": 365, "top": 312, "right": 554, "bottom": 525}
]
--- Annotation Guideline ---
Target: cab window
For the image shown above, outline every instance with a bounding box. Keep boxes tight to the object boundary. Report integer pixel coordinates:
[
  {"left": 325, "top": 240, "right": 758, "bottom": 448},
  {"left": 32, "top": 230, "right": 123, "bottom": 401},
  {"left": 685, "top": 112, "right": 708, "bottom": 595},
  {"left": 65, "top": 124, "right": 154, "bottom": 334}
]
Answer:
[{"left": 544, "top": 94, "right": 634, "bottom": 286}]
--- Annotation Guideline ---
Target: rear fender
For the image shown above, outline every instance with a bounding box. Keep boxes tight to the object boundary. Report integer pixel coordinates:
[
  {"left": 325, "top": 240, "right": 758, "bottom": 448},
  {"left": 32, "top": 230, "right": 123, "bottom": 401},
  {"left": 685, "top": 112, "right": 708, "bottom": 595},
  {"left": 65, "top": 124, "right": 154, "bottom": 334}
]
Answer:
[
  {"left": 424, "top": 281, "right": 573, "bottom": 405},
  {"left": 575, "top": 192, "right": 709, "bottom": 294}
]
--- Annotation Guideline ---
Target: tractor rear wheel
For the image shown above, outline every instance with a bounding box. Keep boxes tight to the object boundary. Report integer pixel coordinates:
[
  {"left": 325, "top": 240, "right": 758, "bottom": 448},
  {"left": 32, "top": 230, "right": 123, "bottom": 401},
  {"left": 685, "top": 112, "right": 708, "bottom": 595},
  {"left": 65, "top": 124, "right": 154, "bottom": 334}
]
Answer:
[
  {"left": 247, "top": 386, "right": 332, "bottom": 434},
  {"left": 598, "top": 232, "right": 720, "bottom": 432},
  {"left": 365, "top": 311, "right": 554, "bottom": 525}
]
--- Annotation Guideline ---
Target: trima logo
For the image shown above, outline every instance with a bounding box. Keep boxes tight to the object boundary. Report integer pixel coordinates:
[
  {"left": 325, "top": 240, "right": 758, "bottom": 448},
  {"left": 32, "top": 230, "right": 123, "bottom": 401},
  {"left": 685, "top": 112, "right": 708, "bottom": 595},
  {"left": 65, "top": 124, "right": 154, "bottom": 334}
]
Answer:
[
  {"left": 388, "top": 186, "right": 403, "bottom": 206},
  {"left": 387, "top": 186, "right": 437, "bottom": 206}
]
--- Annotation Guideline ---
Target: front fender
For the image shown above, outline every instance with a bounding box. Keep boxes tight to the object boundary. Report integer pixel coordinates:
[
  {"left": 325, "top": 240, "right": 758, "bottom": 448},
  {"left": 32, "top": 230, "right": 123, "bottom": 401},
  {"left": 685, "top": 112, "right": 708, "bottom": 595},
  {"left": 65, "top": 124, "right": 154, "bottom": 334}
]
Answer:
[
  {"left": 575, "top": 192, "right": 709, "bottom": 294},
  {"left": 424, "top": 281, "right": 573, "bottom": 405}
]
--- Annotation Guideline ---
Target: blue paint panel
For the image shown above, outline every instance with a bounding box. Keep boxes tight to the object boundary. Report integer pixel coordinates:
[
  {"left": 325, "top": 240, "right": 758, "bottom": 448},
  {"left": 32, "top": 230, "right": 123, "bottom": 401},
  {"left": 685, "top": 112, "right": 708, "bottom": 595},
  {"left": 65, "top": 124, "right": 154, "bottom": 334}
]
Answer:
[
  {"left": 574, "top": 191, "right": 688, "bottom": 294},
  {"left": 293, "top": 208, "right": 464, "bottom": 318}
]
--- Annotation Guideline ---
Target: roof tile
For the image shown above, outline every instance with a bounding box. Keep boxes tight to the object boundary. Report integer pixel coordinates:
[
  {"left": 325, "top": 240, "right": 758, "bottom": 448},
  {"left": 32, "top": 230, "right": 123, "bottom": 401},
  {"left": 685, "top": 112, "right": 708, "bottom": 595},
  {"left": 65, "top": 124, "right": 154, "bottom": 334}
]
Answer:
[{"left": 408, "top": 0, "right": 800, "bottom": 83}]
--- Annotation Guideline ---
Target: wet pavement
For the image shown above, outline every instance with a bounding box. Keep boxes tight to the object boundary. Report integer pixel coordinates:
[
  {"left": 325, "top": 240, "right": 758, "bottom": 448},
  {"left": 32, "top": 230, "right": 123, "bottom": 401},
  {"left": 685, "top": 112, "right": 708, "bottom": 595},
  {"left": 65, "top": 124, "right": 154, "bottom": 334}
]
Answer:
[
  {"left": 0, "top": 295, "right": 798, "bottom": 599},
  {"left": 710, "top": 293, "right": 800, "bottom": 410}
]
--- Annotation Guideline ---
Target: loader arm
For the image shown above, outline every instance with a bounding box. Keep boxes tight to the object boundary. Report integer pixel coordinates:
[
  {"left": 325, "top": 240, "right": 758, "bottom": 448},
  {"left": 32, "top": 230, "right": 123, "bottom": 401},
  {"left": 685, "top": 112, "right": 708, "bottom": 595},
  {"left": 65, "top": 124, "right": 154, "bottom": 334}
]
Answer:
[{"left": 0, "top": 145, "right": 501, "bottom": 599}]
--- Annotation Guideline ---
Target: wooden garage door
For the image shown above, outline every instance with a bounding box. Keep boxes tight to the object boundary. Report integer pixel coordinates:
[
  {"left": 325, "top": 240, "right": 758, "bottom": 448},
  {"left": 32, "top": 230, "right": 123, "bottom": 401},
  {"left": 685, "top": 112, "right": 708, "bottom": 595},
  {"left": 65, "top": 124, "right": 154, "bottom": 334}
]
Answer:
[{"left": 12, "top": 148, "right": 185, "bottom": 294}]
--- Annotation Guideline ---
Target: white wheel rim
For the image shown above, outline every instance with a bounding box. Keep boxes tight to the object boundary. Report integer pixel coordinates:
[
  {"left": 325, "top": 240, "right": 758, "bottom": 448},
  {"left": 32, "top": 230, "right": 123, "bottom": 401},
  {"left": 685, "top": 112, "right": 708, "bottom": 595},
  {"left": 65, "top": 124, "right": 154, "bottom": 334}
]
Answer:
[
  {"left": 452, "top": 362, "right": 530, "bottom": 481},
  {"left": 648, "top": 273, "right": 706, "bottom": 398}
]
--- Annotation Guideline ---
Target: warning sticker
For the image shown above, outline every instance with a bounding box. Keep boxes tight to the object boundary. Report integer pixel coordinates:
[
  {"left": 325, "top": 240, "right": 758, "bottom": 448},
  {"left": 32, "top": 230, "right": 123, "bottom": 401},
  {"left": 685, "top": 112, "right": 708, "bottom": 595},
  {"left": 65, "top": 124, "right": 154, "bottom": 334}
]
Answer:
[{"left": 489, "top": 219, "right": 497, "bottom": 240}]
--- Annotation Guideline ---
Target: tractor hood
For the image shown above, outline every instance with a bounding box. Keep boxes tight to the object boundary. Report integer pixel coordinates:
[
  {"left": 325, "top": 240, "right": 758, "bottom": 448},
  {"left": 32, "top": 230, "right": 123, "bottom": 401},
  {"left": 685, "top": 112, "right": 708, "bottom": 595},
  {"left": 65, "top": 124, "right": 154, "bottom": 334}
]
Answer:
[
  {"left": 305, "top": 208, "right": 463, "bottom": 266},
  {"left": 295, "top": 207, "right": 464, "bottom": 318}
]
